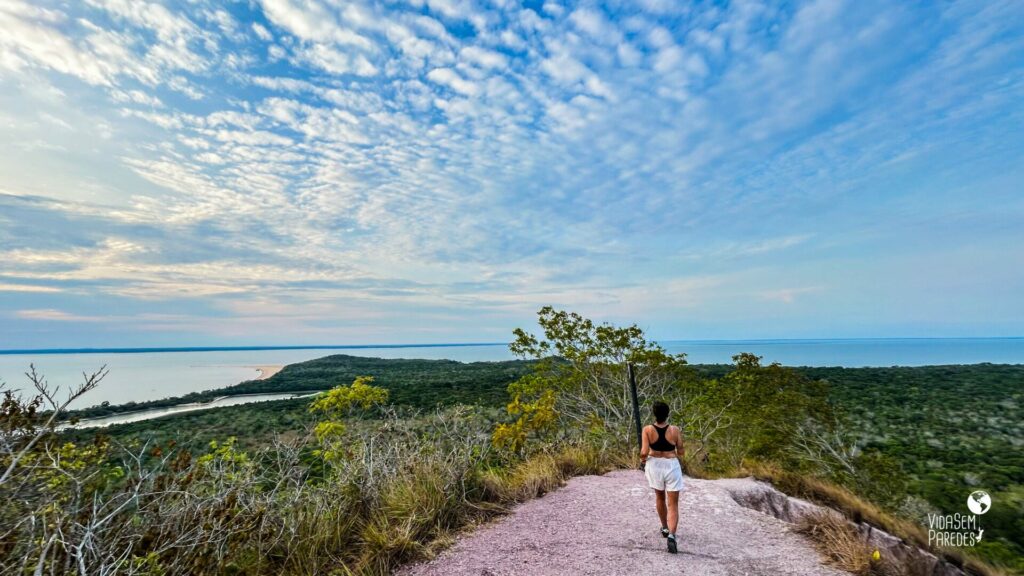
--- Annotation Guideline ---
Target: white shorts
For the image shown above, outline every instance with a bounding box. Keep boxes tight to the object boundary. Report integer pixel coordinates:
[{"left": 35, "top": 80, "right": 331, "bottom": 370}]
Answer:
[{"left": 645, "top": 457, "right": 684, "bottom": 492}]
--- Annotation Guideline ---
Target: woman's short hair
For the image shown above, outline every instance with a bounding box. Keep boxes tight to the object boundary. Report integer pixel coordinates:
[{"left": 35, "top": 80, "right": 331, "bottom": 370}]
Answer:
[{"left": 652, "top": 401, "right": 669, "bottom": 423}]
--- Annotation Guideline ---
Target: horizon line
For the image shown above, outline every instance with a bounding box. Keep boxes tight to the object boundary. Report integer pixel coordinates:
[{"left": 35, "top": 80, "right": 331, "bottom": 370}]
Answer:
[
  {"left": 0, "top": 343, "right": 508, "bottom": 355},
  {"left": 1, "top": 336, "right": 1022, "bottom": 355}
]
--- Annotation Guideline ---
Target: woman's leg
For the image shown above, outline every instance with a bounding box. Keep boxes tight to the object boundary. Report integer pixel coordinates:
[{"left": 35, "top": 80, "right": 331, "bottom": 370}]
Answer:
[
  {"left": 667, "top": 490, "right": 679, "bottom": 535},
  {"left": 654, "top": 489, "right": 667, "bottom": 528}
]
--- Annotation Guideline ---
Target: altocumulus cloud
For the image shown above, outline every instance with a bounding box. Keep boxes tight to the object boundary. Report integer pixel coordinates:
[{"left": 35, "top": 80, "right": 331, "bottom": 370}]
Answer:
[{"left": 0, "top": 0, "right": 1022, "bottom": 347}]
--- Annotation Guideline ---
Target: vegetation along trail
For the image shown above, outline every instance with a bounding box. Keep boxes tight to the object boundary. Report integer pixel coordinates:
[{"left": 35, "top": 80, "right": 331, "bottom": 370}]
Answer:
[
  {"left": 401, "top": 470, "right": 849, "bottom": 576},
  {"left": 9, "top": 309, "right": 1017, "bottom": 574}
]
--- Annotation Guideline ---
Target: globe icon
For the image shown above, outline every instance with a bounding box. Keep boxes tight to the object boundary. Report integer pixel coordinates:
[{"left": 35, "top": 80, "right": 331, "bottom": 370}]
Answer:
[{"left": 967, "top": 491, "right": 991, "bottom": 515}]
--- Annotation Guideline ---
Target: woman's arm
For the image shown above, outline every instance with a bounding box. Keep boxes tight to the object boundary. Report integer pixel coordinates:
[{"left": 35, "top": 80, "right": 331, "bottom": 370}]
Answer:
[{"left": 674, "top": 426, "right": 685, "bottom": 459}]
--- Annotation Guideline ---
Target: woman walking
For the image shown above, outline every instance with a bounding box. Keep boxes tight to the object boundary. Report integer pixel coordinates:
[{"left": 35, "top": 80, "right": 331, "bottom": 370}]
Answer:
[{"left": 640, "top": 401, "right": 685, "bottom": 554}]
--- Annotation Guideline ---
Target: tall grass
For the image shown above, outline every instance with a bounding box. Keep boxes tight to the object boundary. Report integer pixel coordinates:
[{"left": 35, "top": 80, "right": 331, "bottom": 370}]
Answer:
[
  {"left": 741, "top": 462, "right": 1009, "bottom": 576},
  {"left": 1, "top": 399, "right": 629, "bottom": 576},
  {"left": 795, "top": 512, "right": 903, "bottom": 576}
]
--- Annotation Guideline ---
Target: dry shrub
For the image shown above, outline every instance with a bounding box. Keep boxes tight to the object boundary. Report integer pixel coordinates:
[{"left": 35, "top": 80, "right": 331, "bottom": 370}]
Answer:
[
  {"left": 555, "top": 443, "right": 627, "bottom": 476},
  {"left": 477, "top": 454, "right": 563, "bottom": 503},
  {"left": 357, "top": 512, "right": 427, "bottom": 575},
  {"left": 748, "top": 462, "right": 1009, "bottom": 576},
  {"left": 748, "top": 462, "right": 928, "bottom": 547},
  {"left": 678, "top": 439, "right": 717, "bottom": 479},
  {"left": 474, "top": 443, "right": 627, "bottom": 506},
  {"left": 796, "top": 512, "right": 903, "bottom": 576},
  {"left": 380, "top": 463, "right": 460, "bottom": 537}
]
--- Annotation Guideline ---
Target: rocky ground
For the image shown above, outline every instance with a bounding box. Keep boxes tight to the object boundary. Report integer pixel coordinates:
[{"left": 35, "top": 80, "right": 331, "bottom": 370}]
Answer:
[{"left": 399, "top": 470, "right": 850, "bottom": 576}]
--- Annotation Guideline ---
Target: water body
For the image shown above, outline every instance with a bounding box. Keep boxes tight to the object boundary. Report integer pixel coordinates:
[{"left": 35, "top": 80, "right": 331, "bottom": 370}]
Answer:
[
  {"left": 0, "top": 344, "right": 508, "bottom": 409},
  {"left": 1, "top": 339, "right": 1021, "bottom": 410},
  {"left": 659, "top": 337, "right": 1024, "bottom": 368}
]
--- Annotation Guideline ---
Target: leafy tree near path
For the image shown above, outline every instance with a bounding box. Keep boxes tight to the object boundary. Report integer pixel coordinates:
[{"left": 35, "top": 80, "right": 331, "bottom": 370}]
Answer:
[
  {"left": 493, "top": 306, "right": 688, "bottom": 452},
  {"left": 309, "top": 375, "right": 389, "bottom": 452},
  {"left": 490, "top": 308, "right": 907, "bottom": 507},
  {"left": 701, "top": 352, "right": 830, "bottom": 469},
  {"left": 491, "top": 307, "right": 837, "bottom": 473}
]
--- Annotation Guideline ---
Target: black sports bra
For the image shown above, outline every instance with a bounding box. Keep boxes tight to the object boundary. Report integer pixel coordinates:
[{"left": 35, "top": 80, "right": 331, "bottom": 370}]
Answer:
[{"left": 650, "top": 423, "right": 676, "bottom": 451}]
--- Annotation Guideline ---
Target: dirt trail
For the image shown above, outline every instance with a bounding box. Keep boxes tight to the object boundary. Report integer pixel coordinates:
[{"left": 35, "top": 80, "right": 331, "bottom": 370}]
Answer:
[{"left": 400, "top": 470, "right": 848, "bottom": 576}]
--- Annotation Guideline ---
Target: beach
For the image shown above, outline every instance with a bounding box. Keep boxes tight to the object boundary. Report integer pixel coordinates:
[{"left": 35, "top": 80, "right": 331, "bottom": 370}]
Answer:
[{"left": 253, "top": 365, "right": 283, "bottom": 380}]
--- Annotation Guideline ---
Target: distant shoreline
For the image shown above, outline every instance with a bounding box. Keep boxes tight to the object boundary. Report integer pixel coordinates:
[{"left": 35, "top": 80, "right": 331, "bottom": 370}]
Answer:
[
  {"left": 0, "top": 343, "right": 508, "bottom": 355},
  {"left": 63, "top": 391, "right": 319, "bottom": 430}
]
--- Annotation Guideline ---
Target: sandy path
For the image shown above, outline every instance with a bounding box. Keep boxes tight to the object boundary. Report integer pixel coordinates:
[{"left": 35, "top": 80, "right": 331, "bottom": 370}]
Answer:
[{"left": 399, "top": 470, "right": 847, "bottom": 576}]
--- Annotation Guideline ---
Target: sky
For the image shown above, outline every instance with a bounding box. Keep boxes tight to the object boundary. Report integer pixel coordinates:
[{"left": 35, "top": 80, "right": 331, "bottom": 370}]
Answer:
[{"left": 0, "top": 0, "right": 1022, "bottom": 349}]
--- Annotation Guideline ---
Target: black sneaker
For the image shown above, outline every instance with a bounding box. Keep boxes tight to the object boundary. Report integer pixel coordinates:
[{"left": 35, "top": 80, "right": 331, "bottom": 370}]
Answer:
[
  {"left": 667, "top": 534, "right": 678, "bottom": 554},
  {"left": 660, "top": 527, "right": 670, "bottom": 538}
]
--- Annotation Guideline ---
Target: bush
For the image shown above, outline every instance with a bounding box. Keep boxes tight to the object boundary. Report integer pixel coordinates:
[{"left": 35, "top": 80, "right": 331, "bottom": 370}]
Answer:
[{"left": 795, "top": 512, "right": 903, "bottom": 575}]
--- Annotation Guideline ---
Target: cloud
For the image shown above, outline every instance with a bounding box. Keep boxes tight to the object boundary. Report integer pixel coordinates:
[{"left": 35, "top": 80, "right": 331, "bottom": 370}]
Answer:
[
  {"left": 110, "top": 89, "right": 164, "bottom": 107},
  {"left": 299, "top": 44, "right": 378, "bottom": 76},
  {"left": 258, "top": 0, "right": 372, "bottom": 49},
  {"left": 706, "top": 235, "right": 814, "bottom": 259},
  {"left": 568, "top": 8, "right": 621, "bottom": 44},
  {"left": 0, "top": 0, "right": 213, "bottom": 92},
  {"left": 1, "top": 0, "right": 1022, "bottom": 345},
  {"left": 459, "top": 46, "right": 508, "bottom": 70},
  {"left": 15, "top": 309, "right": 104, "bottom": 322},
  {"left": 252, "top": 23, "right": 273, "bottom": 41},
  {"left": 758, "top": 286, "right": 824, "bottom": 304},
  {"left": 426, "top": 67, "right": 479, "bottom": 96},
  {"left": 0, "top": 2, "right": 120, "bottom": 86},
  {"left": 249, "top": 75, "right": 316, "bottom": 93},
  {"left": 0, "top": 283, "right": 61, "bottom": 293}
]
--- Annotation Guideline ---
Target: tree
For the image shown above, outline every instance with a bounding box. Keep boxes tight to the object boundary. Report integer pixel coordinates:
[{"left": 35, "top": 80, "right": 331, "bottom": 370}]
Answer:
[
  {"left": 493, "top": 307, "right": 688, "bottom": 452},
  {"left": 308, "top": 376, "right": 389, "bottom": 459},
  {"left": 1, "top": 364, "right": 106, "bottom": 487},
  {"left": 700, "top": 353, "right": 831, "bottom": 470}
]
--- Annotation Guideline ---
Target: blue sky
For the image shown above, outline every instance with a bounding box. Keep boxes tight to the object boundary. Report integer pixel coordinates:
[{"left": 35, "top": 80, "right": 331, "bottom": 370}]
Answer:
[{"left": 0, "top": 0, "right": 1022, "bottom": 348}]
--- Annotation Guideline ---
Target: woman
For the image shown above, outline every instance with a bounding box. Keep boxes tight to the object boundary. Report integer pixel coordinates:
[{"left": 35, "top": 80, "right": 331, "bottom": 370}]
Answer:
[{"left": 640, "top": 401, "right": 685, "bottom": 554}]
